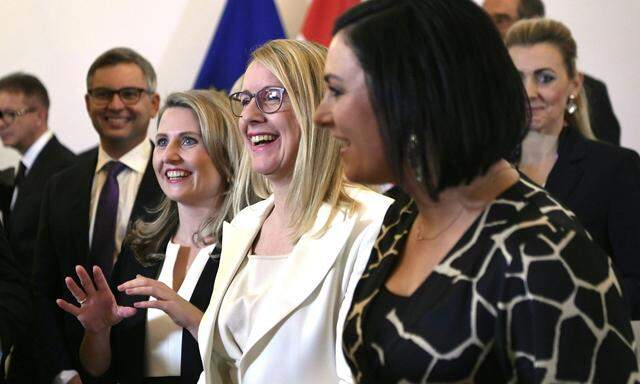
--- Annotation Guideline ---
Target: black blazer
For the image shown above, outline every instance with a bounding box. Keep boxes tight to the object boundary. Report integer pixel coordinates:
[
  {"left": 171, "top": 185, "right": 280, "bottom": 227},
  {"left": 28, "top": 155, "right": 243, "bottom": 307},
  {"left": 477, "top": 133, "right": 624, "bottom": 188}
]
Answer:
[
  {"left": 0, "top": 224, "right": 30, "bottom": 383},
  {"left": 2, "top": 136, "right": 76, "bottom": 383},
  {"left": 3, "top": 136, "right": 76, "bottom": 276},
  {"left": 104, "top": 239, "right": 219, "bottom": 384},
  {"left": 584, "top": 73, "right": 621, "bottom": 146},
  {"left": 546, "top": 126, "right": 640, "bottom": 318},
  {"left": 33, "top": 145, "right": 163, "bottom": 383}
]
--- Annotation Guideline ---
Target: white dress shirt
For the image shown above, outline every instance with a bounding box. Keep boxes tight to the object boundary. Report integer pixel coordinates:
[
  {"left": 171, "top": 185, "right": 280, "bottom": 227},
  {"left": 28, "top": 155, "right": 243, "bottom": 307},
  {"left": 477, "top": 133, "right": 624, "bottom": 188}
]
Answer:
[{"left": 88, "top": 139, "right": 151, "bottom": 264}]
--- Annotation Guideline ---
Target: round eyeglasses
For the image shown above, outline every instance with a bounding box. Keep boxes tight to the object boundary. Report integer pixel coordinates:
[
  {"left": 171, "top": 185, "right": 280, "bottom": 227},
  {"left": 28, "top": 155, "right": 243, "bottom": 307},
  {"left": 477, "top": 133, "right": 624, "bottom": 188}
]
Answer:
[
  {"left": 229, "top": 87, "right": 286, "bottom": 118},
  {"left": 87, "top": 87, "right": 153, "bottom": 107}
]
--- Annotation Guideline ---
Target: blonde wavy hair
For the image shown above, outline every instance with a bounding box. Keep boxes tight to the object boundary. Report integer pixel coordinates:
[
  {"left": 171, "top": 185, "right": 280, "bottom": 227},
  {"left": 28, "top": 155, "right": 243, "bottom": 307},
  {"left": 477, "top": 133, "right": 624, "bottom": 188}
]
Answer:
[
  {"left": 232, "top": 39, "right": 357, "bottom": 241},
  {"left": 128, "top": 89, "right": 244, "bottom": 265},
  {"left": 505, "top": 18, "right": 594, "bottom": 139}
]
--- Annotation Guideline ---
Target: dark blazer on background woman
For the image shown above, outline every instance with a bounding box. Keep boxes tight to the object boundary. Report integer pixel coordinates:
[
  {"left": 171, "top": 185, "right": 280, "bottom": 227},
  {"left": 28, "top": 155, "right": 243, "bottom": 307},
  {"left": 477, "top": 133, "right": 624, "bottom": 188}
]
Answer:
[
  {"left": 546, "top": 125, "right": 640, "bottom": 318},
  {"left": 105, "top": 239, "right": 220, "bottom": 384}
]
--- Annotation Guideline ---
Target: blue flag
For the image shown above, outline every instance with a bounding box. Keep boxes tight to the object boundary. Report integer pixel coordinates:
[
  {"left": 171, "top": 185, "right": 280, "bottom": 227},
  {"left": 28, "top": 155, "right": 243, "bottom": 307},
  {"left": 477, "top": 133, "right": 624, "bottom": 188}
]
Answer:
[{"left": 194, "top": 0, "right": 286, "bottom": 92}]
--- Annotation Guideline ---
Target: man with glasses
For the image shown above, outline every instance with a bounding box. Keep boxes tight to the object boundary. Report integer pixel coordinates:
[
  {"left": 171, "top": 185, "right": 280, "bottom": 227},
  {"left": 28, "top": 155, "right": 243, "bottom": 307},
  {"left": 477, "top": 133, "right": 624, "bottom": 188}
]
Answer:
[
  {"left": 33, "top": 47, "right": 163, "bottom": 384},
  {"left": 0, "top": 73, "right": 76, "bottom": 383}
]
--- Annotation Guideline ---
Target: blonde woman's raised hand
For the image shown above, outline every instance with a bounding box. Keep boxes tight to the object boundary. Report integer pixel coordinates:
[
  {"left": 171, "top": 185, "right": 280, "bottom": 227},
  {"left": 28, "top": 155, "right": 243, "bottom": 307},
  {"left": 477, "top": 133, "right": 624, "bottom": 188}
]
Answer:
[
  {"left": 56, "top": 265, "right": 137, "bottom": 334},
  {"left": 118, "top": 275, "right": 203, "bottom": 339}
]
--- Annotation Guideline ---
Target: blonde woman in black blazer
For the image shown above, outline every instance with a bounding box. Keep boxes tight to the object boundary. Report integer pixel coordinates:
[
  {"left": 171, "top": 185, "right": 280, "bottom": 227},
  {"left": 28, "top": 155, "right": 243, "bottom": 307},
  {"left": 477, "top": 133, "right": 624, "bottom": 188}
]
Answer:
[{"left": 507, "top": 18, "right": 640, "bottom": 319}]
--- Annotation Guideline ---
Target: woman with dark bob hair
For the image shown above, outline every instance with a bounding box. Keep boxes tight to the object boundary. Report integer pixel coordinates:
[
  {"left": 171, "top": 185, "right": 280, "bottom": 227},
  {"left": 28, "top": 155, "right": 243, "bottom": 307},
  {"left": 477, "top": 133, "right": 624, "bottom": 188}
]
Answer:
[{"left": 314, "top": 0, "right": 638, "bottom": 382}]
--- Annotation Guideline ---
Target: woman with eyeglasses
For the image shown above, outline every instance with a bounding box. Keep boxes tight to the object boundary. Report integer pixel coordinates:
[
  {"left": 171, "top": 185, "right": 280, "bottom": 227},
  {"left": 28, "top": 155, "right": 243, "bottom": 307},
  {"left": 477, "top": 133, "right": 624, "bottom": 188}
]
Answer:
[
  {"left": 56, "top": 90, "right": 244, "bottom": 383},
  {"left": 314, "top": 0, "right": 638, "bottom": 382},
  {"left": 197, "top": 39, "right": 392, "bottom": 384}
]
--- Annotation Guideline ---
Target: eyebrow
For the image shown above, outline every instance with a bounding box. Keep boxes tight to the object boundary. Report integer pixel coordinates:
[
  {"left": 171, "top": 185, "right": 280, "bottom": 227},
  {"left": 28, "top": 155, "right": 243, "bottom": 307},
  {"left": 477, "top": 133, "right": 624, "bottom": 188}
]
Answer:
[
  {"left": 155, "top": 131, "right": 202, "bottom": 137},
  {"left": 323, "top": 74, "right": 342, "bottom": 82}
]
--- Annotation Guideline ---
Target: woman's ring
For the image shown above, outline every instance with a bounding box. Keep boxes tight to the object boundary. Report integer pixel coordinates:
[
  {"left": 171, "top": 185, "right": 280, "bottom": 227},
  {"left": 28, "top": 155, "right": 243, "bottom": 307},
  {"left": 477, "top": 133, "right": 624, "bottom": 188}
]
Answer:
[{"left": 78, "top": 297, "right": 87, "bottom": 305}]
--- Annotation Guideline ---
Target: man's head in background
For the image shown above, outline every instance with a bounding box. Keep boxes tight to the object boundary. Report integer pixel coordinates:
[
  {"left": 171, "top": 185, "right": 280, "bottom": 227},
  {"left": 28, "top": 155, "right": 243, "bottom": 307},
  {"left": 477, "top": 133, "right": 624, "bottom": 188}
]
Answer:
[
  {"left": 0, "top": 73, "right": 49, "bottom": 154},
  {"left": 85, "top": 47, "right": 160, "bottom": 158},
  {"left": 482, "top": 0, "right": 545, "bottom": 38}
]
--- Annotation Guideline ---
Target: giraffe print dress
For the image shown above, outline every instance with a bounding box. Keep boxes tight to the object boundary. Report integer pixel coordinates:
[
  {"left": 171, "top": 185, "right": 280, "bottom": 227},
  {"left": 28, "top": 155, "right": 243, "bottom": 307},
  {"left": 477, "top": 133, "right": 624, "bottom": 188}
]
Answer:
[{"left": 342, "top": 178, "right": 639, "bottom": 383}]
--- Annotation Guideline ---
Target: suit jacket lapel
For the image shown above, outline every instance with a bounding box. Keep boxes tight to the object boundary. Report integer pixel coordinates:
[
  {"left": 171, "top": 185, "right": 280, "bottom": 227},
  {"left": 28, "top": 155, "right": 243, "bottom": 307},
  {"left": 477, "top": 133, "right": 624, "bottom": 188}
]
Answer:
[
  {"left": 546, "top": 126, "right": 586, "bottom": 203},
  {"left": 72, "top": 150, "right": 98, "bottom": 268},
  {"left": 239, "top": 203, "right": 358, "bottom": 368},
  {"left": 10, "top": 137, "right": 62, "bottom": 222}
]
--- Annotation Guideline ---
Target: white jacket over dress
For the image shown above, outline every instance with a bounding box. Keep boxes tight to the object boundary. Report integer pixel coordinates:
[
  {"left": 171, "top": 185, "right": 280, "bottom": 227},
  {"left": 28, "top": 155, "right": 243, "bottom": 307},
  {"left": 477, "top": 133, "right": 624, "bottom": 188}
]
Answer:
[{"left": 198, "top": 187, "right": 393, "bottom": 384}]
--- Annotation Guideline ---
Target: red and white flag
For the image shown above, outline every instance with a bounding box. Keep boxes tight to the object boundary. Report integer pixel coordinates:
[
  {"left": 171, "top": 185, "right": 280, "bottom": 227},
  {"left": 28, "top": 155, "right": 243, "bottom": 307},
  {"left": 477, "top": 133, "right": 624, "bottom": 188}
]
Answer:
[{"left": 300, "top": 0, "right": 361, "bottom": 46}]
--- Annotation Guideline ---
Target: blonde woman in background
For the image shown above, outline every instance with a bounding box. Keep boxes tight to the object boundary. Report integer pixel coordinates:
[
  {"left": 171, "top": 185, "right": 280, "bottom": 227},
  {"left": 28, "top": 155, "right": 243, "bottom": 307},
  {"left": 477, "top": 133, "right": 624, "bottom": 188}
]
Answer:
[
  {"left": 197, "top": 39, "right": 392, "bottom": 384},
  {"left": 58, "top": 90, "right": 244, "bottom": 383},
  {"left": 507, "top": 18, "right": 640, "bottom": 321}
]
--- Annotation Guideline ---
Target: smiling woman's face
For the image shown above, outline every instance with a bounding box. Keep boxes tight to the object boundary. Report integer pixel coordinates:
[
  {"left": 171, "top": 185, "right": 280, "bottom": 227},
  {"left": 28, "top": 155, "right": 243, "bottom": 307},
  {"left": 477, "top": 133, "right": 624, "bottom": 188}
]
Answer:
[
  {"left": 314, "top": 32, "right": 394, "bottom": 185},
  {"left": 153, "top": 107, "right": 222, "bottom": 208},
  {"left": 509, "top": 42, "right": 581, "bottom": 136},
  {"left": 237, "top": 62, "right": 301, "bottom": 185}
]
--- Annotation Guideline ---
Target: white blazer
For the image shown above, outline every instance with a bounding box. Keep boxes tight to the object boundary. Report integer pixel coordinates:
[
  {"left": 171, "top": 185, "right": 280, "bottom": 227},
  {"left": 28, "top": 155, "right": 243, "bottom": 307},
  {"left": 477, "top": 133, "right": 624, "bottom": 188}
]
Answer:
[{"left": 198, "top": 187, "right": 393, "bottom": 384}]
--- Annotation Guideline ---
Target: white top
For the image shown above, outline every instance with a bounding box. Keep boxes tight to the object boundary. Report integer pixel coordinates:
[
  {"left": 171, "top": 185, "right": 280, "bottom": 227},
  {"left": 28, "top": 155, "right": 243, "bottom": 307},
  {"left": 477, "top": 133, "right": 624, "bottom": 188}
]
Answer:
[
  {"left": 215, "top": 253, "right": 290, "bottom": 367},
  {"left": 145, "top": 240, "right": 216, "bottom": 377},
  {"left": 88, "top": 139, "right": 151, "bottom": 264}
]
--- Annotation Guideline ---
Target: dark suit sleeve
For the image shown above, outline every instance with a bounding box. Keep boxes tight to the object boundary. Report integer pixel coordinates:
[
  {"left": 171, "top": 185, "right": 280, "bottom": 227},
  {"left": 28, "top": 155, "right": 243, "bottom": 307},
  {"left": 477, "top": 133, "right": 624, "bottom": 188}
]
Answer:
[
  {"left": 608, "top": 149, "right": 640, "bottom": 318},
  {"left": 584, "top": 74, "right": 621, "bottom": 146},
  {"left": 0, "top": 224, "right": 30, "bottom": 358},
  {"left": 33, "top": 179, "right": 73, "bottom": 381}
]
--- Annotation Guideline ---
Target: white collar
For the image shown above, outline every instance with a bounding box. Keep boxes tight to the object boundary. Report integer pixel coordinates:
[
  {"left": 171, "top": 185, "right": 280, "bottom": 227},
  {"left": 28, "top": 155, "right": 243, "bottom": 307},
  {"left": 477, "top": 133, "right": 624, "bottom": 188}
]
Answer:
[
  {"left": 21, "top": 130, "right": 53, "bottom": 170},
  {"left": 95, "top": 139, "right": 151, "bottom": 174}
]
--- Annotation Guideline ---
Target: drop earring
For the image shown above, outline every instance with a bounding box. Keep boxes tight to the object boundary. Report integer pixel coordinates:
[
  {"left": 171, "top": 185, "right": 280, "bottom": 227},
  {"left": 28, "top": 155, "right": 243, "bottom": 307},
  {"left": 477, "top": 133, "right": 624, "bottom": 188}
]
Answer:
[{"left": 566, "top": 94, "right": 577, "bottom": 114}]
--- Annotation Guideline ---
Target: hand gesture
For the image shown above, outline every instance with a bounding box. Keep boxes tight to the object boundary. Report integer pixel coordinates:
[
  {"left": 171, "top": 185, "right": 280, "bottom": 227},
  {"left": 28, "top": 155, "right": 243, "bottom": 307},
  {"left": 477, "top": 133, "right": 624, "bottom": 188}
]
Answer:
[
  {"left": 56, "top": 265, "right": 137, "bottom": 334},
  {"left": 118, "top": 275, "right": 203, "bottom": 339}
]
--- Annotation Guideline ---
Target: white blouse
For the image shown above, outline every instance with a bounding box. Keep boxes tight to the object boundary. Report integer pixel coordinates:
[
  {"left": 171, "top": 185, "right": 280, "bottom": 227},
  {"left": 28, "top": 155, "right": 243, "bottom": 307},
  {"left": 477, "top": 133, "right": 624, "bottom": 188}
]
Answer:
[
  {"left": 215, "top": 254, "right": 290, "bottom": 366},
  {"left": 145, "top": 240, "right": 216, "bottom": 377}
]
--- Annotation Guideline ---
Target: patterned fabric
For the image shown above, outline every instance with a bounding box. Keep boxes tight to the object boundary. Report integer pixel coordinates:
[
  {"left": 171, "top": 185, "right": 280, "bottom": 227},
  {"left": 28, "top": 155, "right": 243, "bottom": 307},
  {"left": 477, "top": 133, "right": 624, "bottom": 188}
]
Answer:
[{"left": 343, "top": 178, "right": 639, "bottom": 383}]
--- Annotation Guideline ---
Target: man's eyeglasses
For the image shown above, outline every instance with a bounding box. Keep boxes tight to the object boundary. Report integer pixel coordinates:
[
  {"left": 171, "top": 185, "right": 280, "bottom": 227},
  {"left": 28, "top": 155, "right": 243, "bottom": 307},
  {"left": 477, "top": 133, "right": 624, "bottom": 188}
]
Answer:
[
  {"left": 0, "top": 108, "right": 36, "bottom": 125},
  {"left": 87, "top": 87, "right": 153, "bottom": 107},
  {"left": 229, "top": 87, "right": 287, "bottom": 118}
]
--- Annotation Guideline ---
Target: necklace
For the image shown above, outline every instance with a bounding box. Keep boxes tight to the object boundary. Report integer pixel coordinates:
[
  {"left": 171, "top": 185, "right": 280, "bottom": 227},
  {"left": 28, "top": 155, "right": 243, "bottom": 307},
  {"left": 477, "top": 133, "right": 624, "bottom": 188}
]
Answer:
[{"left": 413, "top": 204, "right": 466, "bottom": 241}]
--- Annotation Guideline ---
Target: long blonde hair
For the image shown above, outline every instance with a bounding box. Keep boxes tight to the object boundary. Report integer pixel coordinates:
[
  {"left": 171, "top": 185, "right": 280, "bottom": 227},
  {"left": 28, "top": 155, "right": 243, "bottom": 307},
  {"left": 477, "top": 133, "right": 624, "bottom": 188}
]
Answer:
[
  {"left": 128, "top": 89, "right": 244, "bottom": 265},
  {"left": 505, "top": 18, "right": 594, "bottom": 139},
  {"left": 232, "top": 39, "right": 357, "bottom": 241}
]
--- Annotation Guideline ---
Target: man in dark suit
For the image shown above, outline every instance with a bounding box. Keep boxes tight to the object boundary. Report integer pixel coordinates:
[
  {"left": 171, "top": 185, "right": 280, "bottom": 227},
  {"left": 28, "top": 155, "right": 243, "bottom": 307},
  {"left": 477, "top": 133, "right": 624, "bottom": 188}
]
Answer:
[
  {"left": 482, "top": 0, "right": 621, "bottom": 145},
  {"left": 0, "top": 73, "right": 77, "bottom": 383},
  {"left": 0, "top": 225, "right": 31, "bottom": 384},
  {"left": 0, "top": 73, "right": 77, "bottom": 275},
  {"left": 34, "top": 48, "right": 163, "bottom": 384}
]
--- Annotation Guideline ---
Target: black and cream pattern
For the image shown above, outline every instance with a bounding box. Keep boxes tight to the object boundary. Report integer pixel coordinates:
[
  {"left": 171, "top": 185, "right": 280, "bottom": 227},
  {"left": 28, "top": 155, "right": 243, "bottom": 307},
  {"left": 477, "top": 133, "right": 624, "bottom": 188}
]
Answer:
[{"left": 343, "top": 178, "right": 639, "bottom": 383}]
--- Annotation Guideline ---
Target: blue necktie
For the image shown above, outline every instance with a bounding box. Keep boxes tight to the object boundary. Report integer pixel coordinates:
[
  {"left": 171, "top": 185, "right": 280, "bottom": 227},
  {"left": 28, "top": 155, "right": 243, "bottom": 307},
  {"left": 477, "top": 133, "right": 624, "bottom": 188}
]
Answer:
[{"left": 90, "top": 161, "right": 127, "bottom": 280}]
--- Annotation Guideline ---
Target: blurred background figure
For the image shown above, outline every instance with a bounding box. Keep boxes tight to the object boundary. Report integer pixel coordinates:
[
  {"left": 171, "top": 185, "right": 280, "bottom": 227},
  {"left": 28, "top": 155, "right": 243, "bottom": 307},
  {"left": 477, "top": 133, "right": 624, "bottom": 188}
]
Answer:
[
  {"left": 315, "top": 0, "right": 638, "bottom": 382},
  {"left": 482, "top": 0, "right": 622, "bottom": 145},
  {"left": 507, "top": 17, "right": 640, "bottom": 320},
  {"left": 57, "top": 89, "right": 244, "bottom": 383},
  {"left": 0, "top": 72, "right": 76, "bottom": 383},
  {"left": 0, "top": 226, "right": 30, "bottom": 384}
]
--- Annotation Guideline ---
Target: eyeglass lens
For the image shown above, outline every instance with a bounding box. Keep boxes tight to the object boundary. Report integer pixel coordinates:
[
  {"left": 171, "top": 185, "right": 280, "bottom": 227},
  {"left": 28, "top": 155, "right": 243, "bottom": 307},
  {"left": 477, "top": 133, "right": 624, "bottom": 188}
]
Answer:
[
  {"left": 230, "top": 87, "right": 284, "bottom": 117},
  {"left": 89, "top": 87, "right": 147, "bottom": 106},
  {"left": 0, "top": 109, "right": 31, "bottom": 124}
]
